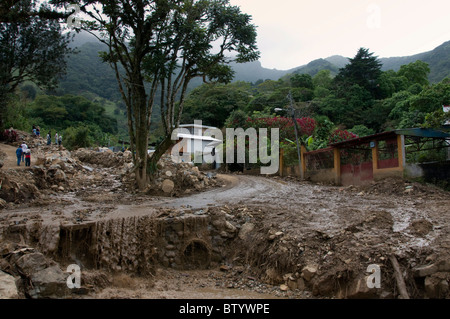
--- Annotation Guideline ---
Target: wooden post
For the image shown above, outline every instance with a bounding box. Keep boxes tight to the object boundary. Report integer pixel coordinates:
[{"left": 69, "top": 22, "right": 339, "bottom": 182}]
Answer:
[
  {"left": 372, "top": 141, "right": 378, "bottom": 178},
  {"left": 301, "top": 145, "right": 307, "bottom": 178},
  {"left": 397, "top": 134, "right": 405, "bottom": 170},
  {"left": 333, "top": 147, "right": 341, "bottom": 185},
  {"left": 390, "top": 255, "right": 410, "bottom": 299},
  {"left": 279, "top": 148, "right": 284, "bottom": 177}
]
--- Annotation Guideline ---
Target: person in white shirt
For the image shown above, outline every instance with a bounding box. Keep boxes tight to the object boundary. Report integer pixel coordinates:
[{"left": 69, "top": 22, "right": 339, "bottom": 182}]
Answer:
[{"left": 20, "top": 141, "right": 28, "bottom": 161}]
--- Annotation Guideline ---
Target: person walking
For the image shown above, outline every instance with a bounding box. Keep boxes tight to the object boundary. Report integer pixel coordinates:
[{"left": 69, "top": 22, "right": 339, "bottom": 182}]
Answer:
[
  {"left": 20, "top": 141, "right": 28, "bottom": 162},
  {"left": 47, "top": 131, "right": 52, "bottom": 145},
  {"left": 16, "top": 145, "right": 23, "bottom": 166},
  {"left": 25, "top": 149, "right": 31, "bottom": 167},
  {"left": 55, "top": 132, "right": 59, "bottom": 145},
  {"left": 58, "top": 134, "right": 62, "bottom": 147}
]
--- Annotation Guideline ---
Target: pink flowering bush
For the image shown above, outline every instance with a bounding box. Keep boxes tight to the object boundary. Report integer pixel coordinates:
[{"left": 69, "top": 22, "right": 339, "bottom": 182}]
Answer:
[
  {"left": 328, "top": 129, "right": 358, "bottom": 144},
  {"left": 245, "top": 116, "right": 316, "bottom": 144}
]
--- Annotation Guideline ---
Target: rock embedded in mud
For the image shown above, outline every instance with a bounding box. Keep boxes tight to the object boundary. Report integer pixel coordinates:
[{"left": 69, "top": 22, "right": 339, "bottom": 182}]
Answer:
[
  {"left": 301, "top": 265, "right": 318, "bottom": 281},
  {"left": 424, "top": 273, "right": 450, "bottom": 298},
  {"left": 0, "top": 270, "right": 18, "bottom": 299},
  {"left": 238, "top": 222, "right": 254, "bottom": 240},
  {"left": 15, "top": 252, "right": 49, "bottom": 276},
  {"left": 279, "top": 284, "right": 288, "bottom": 291},
  {"left": 224, "top": 221, "right": 237, "bottom": 233},
  {"left": 53, "top": 169, "right": 67, "bottom": 182},
  {"left": 161, "top": 179, "right": 175, "bottom": 193},
  {"left": 26, "top": 265, "right": 69, "bottom": 299},
  {"left": 220, "top": 265, "right": 230, "bottom": 272},
  {"left": 410, "top": 219, "right": 433, "bottom": 236},
  {"left": 344, "top": 276, "right": 380, "bottom": 299},
  {"left": 265, "top": 268, "right": 283, "bottom": 284}
]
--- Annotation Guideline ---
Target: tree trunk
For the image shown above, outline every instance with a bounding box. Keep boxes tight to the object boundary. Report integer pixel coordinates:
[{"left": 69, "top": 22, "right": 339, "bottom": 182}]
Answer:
[
  {"left": 135, "top": 124, "right": 149, "bottom": 190},
  {"left": 132, "top": 70, "right": 150, "bottom": 191},
  {"left": 147, "top": 135, "right": 175, "bottom": 179}
]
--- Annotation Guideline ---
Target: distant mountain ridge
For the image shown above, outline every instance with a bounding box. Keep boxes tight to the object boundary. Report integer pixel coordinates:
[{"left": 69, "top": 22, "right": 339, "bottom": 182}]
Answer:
[
  {"left": 61, "top": 33, "right": 450, "bottom": 102},
  {"left": 230, "top": 40, "right": 450, "bottom": 83}
]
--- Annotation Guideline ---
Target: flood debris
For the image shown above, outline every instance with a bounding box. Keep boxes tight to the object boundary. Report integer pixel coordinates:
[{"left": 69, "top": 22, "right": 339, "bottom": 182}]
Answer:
[{"left": 1, "top": 133, "right": 449, "bottom": 299}]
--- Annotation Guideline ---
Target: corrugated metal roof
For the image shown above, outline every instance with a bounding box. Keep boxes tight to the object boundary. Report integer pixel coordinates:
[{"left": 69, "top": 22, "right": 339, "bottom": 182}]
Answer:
[
  {"left": 394, "top": 128, "right": 450, "bottom": 138},
  {"left": 329, "top": 131, "right": 396, "bottom": 148},
  {"left": 328, "top": 128, "right": 450, "bottom": 148}
]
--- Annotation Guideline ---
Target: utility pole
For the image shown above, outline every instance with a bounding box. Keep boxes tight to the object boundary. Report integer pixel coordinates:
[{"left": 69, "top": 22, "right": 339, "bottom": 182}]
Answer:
[{"left": 287, "top": 91, "right": 303, "bottom": 179}]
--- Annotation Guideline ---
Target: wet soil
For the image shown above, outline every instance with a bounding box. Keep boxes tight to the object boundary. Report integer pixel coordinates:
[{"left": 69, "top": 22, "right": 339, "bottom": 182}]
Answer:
[{"left": 1, "top": 140, "right": 449, "bottom": 299}]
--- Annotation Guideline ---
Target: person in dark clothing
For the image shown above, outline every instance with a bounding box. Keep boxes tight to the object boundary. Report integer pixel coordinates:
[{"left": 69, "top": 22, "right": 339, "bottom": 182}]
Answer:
[
  {"left": 16, "top": 146, "right": 23, "bottom": 166},
  {"left": 25, "top": 149, "right": 31, "bottom": 167}
]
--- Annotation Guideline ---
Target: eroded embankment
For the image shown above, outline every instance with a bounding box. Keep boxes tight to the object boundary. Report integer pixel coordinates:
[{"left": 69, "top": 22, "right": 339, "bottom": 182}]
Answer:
[
  {"left": 1, "top": 203, "right": 449, "bottom": 299},
  {"left": 1, "top": 207, "right": 238, "bottom": 274}
]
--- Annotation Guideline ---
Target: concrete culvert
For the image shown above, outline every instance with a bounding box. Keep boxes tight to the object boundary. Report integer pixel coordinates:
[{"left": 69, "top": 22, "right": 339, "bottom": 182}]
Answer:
[{"left": 182, "top": 239, "right": 211, "bottom": 270}]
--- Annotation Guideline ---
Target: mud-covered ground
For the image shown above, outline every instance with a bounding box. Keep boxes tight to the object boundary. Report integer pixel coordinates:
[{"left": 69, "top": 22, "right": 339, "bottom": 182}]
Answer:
[{"left": 1, "top": 134, "right": 449, "bottom": 299}]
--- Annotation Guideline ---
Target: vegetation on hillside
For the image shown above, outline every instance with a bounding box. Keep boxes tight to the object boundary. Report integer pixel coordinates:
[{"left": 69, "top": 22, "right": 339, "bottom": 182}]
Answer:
[{"left": 1, "top": 1, "right": 449, "bottom": 181}]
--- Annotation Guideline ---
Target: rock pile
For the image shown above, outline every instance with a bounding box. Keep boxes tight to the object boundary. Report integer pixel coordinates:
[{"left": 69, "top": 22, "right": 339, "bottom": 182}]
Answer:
[
  {"left": 413, "top": 257, "right": 450, "bottom": 298},
  {"left": 143, "top": 154, "right": 219, "bottom": 196},
  {"left": 72, "top": 147, "right": 132, "bottom": 168},
  {"left": 0, "top": 145, "right": 96, "bottom": 205}
]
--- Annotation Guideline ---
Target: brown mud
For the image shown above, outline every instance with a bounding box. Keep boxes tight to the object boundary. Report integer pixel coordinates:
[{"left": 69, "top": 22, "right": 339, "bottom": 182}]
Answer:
[{"left": 0, "top": 132, "right": 449, "bottom": 299}]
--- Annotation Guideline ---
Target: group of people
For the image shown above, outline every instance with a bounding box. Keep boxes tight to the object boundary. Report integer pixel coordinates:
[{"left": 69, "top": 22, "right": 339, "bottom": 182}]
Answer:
[
  {"left": 13, "top": 126, "right": 64, "bottom": 167},
  {"left": 16, "top": 141, "right": 31, "bottom": 167},
  {"left": 31, "top": 125, "right": 62, "bottom": 147},
  {"left": 46, "top": 131, "right": 62, "bottom": 146},
  {"left": 32, "top": 125, "right": 41, "bottom": 138}
]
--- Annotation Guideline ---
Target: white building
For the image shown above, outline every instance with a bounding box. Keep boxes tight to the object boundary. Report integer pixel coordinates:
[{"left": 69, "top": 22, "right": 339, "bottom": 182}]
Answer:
[
  {"left": 443, "top": 106, "right": 450, "bottom": 159},
  {"left": 443, "top": 105, "right": 450, "bottom": 125},
  {"left": 173, "top": 123, "right": 223, "bottom": 168}
]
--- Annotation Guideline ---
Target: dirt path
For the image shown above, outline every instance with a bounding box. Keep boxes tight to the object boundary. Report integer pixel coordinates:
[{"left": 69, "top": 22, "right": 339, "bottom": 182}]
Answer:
[
  {"left": 151, "top": 174, "right": 284, "bottom": 209},
  {"left": 0, "top": 143, "right": 27, "bottom": 169},
  {"left": 1, "top": 140, "right": 449, "bottom": 299}
]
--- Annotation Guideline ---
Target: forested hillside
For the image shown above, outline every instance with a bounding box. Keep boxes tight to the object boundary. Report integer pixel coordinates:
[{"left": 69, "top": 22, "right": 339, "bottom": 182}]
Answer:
[
  {"left": 181, "top": 47, "right": 450, "bottom": 167},
  {"left": 4, "top": 28, "right": 449, "bottom": 153},
  {"left": 56, "top": 36, "right": 450, "bottom": 102}
]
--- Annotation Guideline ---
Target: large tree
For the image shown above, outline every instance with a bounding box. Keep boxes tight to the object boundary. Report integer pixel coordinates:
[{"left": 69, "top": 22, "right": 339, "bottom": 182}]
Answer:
[
  {"left": 397, "top": 60, "right": 430, "bottom": 87},
  {"left": 0, "top": 0, "right": 72, "bottom": 129},
  {"left": 335, "top": 47, "right": 382, "bottom": 99},
  {"left": 51, "top": 0, "right": 259, "bottom": 190}
]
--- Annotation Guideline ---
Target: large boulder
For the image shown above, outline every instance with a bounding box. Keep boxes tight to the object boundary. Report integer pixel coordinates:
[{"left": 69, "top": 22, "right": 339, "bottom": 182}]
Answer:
[
  {"left": 27, "top": 265, "right": 69, "bottom": 299},
  {"left": 15, "top": 253, "right": 49, "bottom": 277},
  {"left": 14, "top": 251, "right": 70, "bottom": 299},
  {"left": 53, "top": 169, "right": 67, "bottom": 182},
  {"left": 0, "top": 271, "right": 18, "bottom": 299},
  {"left": 161, "top": 179, "right": 175, "bottom": 193}
]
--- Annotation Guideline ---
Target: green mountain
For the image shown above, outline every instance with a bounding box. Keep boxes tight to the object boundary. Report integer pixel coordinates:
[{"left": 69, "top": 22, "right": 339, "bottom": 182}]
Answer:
[
  {"left": 57, "top": 34, "right": 450, "bottom": 104},
  {"left": 233, "top": 40, "right": 450, "bottom": 83},
  {"left": 290, "top": 58, "right": 340, "bottom": 77},
  {"left": 379, "top": 40, "right": 450, "bottom": 83}
]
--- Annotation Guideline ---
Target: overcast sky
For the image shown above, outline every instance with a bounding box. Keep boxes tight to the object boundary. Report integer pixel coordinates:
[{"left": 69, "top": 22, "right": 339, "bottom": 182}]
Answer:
[{"left": 229, "top": 0, "right": 450, "bottom": 70}]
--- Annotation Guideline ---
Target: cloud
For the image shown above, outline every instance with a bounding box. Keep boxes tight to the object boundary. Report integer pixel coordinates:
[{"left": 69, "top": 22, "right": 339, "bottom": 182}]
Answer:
[{"left": 230, "top": 0, "right": 450, "bottom": 70}]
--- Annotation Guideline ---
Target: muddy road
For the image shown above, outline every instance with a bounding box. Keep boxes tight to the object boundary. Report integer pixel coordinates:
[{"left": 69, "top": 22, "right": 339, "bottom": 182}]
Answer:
[
  {"left": 1, "top": 137, "right": 449, "bottom": 299},
  {"left": 2, "top": 170, "right": 450, "bottom": 299}
]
